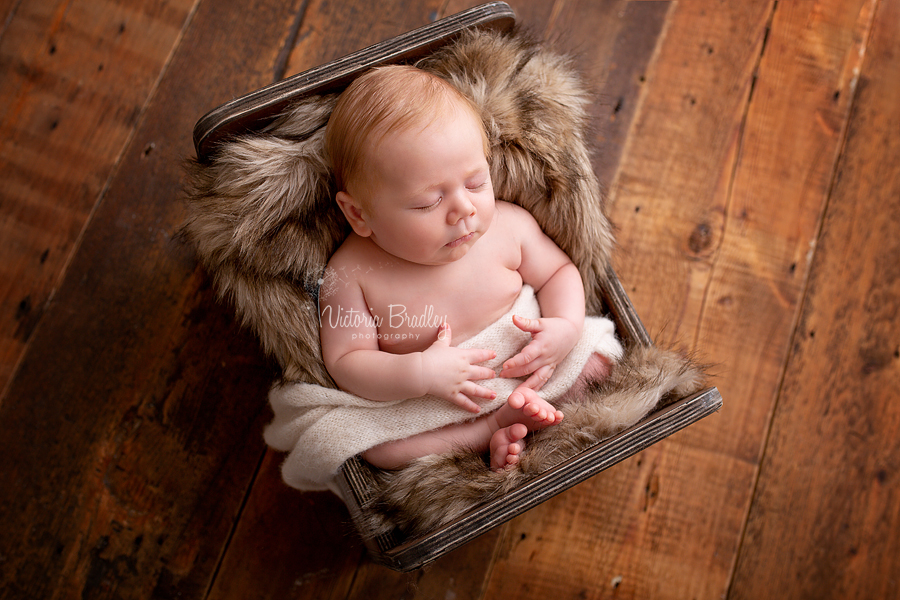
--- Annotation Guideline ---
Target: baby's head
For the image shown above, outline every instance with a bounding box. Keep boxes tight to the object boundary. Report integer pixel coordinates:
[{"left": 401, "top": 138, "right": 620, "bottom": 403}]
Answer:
[
  {"left": 324, "top": 65, "right": 495, "bottom": 266},
  {"left": 325, "top": 65, "right": 489, "bottom": 197}
]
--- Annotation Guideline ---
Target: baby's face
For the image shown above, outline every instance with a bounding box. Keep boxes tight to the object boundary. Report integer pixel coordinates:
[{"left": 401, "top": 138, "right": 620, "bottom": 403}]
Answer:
[{"left": 355, "top": 106, "right": 494, "bottom": 266}]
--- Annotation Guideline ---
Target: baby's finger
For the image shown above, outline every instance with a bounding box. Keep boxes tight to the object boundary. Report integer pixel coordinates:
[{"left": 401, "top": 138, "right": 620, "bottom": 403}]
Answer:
[
  {"left": 512, "top": 314, "right": 544, "bottom": 334},
  {"left": 520, "top": 364, "right": 555, "bottom": 391},
  {"left": 462, "top": 381, "right": 497, "bottom": 400},
  {"left": 452, "top": 393, "right": 482, "bottom": 413},
  {"left": 501, "top": 350, "right": 548, "bottom": 379},
  {"left": 466, "top": 347, "right": 497, "bottom": 364},
  {"left": 500, "top": 347, "right": 537, "bottom": 377},
  {"left": 499, "top": 361, "right": 533, "bottom": 379},
  {"left": 469, "top": 365, "right": 497, "bottom": 382}
]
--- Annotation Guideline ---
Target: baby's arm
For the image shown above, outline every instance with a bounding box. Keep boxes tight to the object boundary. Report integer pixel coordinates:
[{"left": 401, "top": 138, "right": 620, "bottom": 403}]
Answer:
[
  {"left": 320, "top": 277, "right": 496, "bottom": 412},
  {"left": 498, "top": 204, "right": 586, "bottom": 389}
]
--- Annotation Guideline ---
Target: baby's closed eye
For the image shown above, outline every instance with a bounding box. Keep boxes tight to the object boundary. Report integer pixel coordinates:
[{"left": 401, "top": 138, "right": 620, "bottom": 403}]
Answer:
[{"left": 414, "top": 197, "right": 442, "bottom": 211}]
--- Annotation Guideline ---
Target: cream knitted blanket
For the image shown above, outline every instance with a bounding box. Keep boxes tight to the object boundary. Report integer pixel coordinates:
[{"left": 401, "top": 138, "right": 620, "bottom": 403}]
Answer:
[{"left": 264, "top": 285, "right": 623, "bottom": 492}]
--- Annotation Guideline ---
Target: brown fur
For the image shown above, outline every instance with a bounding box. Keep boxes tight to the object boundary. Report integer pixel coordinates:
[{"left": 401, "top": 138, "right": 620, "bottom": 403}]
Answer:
[
  {"left": 182, "top": 28, "right": 706, "bottom": 539},
  {"left": 362, "top": 344, "right": 707, "bottom": 538}
]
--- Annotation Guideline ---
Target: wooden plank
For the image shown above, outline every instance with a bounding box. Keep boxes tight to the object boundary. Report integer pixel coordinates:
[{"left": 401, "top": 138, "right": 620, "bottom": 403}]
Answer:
[
  {"left": 689, "top": 0, "right": 877, "bottom": 458},
  {"left": 730, "top": 0, "right": 900, "bottom": 597},
  {"left": 443, "top": 0, "right": 559, "bottom": 34},
  {"left": 0, "top": 0, "right": 310, "bottom": 597},
  {"left": 205, "top": 454, "right": 366, "bottom": 600},
  {"left": 192, "top": 3, "right": 515, "bottom": 159},
  {"left": 0, "top": 0, "right": 197, "bottom": 393},
  {"left": 481, "top": 0, "right": 878, "bottom": 597},
  {"left": 283, "top": 0, "right": 443, "bottom": 75},
  {"left": 536, "top": 0, "right": 673, "bottom": 188},
  {"left": 0, "top": 1, "right": 19, "bottom": 31},
  {"left": 346, "top": 527, "right": 503, "bottom": 600}
]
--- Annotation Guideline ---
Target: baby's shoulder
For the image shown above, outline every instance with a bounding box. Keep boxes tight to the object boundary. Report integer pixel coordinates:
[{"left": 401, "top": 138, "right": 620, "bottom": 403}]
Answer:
[
  {"left": 496, "top": 199, "right": 531, "bottom": 218},
  {"left": 321, "top": 234, "right": 380, "bottom": 289},
  {"left": 495, "top": 200, "right": 540, "bottom": 226},
  {"left": 493, "top": 200, "right": 544, "bottom": 239},
  {"left": 327, "top": 233, "right": 375, "bottom": 268}
]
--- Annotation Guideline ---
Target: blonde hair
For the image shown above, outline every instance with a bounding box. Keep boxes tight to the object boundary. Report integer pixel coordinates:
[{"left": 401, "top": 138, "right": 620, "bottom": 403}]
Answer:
[{"left": 325, "top": 65, "right": 489, "bottom": 194}]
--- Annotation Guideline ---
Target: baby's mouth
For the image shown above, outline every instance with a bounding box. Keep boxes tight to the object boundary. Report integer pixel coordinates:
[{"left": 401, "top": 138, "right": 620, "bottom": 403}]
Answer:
[{"left": 446, "top": 232, "right": 474, "bottom": 248}]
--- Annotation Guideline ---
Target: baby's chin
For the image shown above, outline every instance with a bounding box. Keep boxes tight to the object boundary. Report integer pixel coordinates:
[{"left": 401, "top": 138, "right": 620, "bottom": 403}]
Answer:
[
  {"left": 402, "top": 245, "right": 474, "bottom": 266},
  {"left": 422, "top": 249, "right": 472, "bottom": 266}
]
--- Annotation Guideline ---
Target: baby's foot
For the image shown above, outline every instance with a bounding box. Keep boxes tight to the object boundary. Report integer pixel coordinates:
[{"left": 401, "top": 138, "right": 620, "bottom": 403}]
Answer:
[
  {"left": 506, "top": 387, "right": 564, "bottom": 429},
  {"left": 490, "top": 423, "right": 528, "bottom": 471},
  {"left": 488, "top": 389, "right": 564, "bottom": 471}
]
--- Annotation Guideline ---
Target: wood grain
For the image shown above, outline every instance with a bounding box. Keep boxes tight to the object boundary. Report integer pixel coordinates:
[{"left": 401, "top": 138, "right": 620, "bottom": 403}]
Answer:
[
  {"left": 1, "top": 0, "right": 896, "bottom": 597},
  {"left": 483, "top": 0, "right": 879, "bottom": 597},
  {"left": 0, "top": 0, "right": 306, "bottom": 597},
  {"left": 205, "top": 454, "right": 366, "bottom": 600},
  {"left": 283, "top": 0, "right": 444, "bottom": 75},
  {"left": 730, "top": 0, "right": 900, "bottom": 597},
  {"left": 0, "top": 0, "right": 197, "bottom": 393},
  {"left": 482, "top": 2, "right": 773, "bottom": 596},
  {"left": 690, "top": 0, "right": 878, "bottom": 460}
]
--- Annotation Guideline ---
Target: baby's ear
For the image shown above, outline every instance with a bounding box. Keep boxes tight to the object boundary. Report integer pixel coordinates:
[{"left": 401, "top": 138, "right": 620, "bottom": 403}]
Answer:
[{"left": 336, "top": 191, "right": 372, "bottom": 237}]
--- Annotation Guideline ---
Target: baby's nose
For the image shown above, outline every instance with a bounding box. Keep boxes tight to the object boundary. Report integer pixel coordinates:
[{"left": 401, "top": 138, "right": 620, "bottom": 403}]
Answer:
[{"left": 446, "top": 192, "right": 476, "bottom": 224}]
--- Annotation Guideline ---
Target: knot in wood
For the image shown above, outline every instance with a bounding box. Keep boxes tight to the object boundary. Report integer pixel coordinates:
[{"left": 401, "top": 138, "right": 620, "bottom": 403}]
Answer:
[{"left": 688, "top": 222, "right": 714, "bottom": 255}]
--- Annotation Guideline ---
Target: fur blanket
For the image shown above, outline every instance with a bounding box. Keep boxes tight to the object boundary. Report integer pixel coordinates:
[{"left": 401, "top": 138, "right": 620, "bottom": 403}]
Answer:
[{"left": 182, "top": 27, "right": 707, "bottom": 539}]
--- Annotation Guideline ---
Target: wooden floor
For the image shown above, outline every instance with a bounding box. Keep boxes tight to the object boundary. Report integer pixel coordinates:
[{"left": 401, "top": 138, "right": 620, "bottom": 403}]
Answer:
[{"left": 2, "top": 0, "right": 899, "bottom": 598}]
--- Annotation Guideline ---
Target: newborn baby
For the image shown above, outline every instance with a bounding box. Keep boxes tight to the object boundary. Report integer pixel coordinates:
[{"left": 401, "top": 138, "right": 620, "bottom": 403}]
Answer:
[{"left": 320, "top": 64, "right": 614, "bottom": 471}]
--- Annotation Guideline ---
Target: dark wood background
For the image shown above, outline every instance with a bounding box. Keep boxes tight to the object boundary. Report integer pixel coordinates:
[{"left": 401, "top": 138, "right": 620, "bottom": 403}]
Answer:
[{"left": 2, "top": 0, "right": 898, "bottom": 598}]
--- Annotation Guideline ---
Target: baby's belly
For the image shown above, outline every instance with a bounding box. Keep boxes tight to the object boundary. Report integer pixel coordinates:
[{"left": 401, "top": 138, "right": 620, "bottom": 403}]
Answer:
[
  {"left": 375, "top": 284, "right": 522, "bottom": 354},
  {"left": 373, "top": 304, "right": 452, "bottom": 352}
]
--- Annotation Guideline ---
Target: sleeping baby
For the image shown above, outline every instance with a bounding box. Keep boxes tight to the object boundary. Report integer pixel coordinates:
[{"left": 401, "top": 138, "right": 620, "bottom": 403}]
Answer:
[{"left": 318, "top": 64, "right": 621, "bottom": 472}]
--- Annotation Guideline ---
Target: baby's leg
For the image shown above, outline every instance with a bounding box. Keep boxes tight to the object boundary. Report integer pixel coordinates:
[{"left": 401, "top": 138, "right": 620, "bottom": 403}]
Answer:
[
  {"left": 363, "top": 389, "right": 571, "bottom": 472},
  {"left": 559, "top": 352, "right": 613, "bottom": 402},
  {"left": 487, "top": 388, "right": 564, "bottom": 470},
  {"left": 363, "top": 417, "right": 495, "bottom": 470}
]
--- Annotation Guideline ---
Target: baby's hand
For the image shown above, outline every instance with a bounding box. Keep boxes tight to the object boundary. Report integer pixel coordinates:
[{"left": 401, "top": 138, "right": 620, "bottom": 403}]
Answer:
[
  {"left": 421, "top": 323, "right": 497, "bottom": 413},
  {"left": 499, "top": 315, "right": 580, "bottom": 391}
]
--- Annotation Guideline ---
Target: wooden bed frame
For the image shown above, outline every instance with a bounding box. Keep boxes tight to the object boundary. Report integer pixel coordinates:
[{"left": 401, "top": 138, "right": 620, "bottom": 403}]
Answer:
[{"left": 192, "top": 1, "right": 722, "bottom": 572}]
